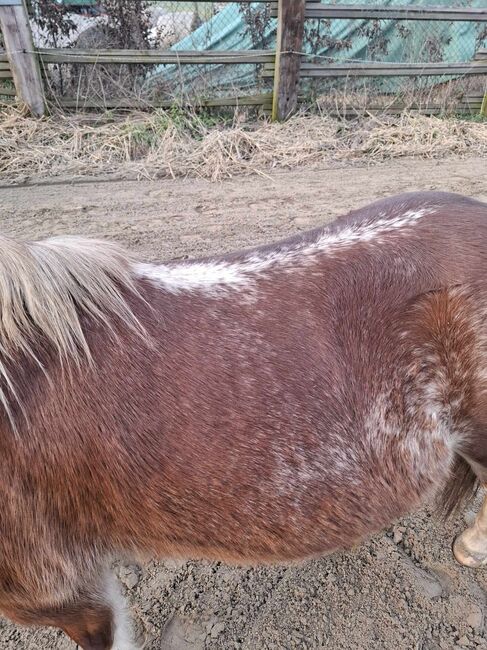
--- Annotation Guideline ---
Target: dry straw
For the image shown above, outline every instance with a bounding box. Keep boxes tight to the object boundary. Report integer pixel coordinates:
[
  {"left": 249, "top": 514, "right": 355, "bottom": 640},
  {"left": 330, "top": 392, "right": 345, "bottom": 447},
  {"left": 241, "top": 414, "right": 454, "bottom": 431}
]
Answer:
[{"left": 1, "top": 106, "right": 486, "bottom": 183}]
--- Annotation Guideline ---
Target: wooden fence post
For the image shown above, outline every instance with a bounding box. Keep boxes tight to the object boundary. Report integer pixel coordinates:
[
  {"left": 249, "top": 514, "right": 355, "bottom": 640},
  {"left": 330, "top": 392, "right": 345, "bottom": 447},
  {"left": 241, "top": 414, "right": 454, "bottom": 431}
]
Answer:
[
  {"left": 272, "top": 0, "right": 306, "bottom": 121},
  {"left": 481, "top": 91, "right": 487, "bottom": 118},
  {"left": 0, "top": 0, "right": 45, "bottom": 116}
]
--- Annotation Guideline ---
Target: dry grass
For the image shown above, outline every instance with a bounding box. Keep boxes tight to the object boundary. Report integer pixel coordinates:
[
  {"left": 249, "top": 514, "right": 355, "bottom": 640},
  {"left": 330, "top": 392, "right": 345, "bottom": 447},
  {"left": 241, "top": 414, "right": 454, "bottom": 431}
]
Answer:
[{"left": 1, "top": 105, "right": 486, "bottom": 183}]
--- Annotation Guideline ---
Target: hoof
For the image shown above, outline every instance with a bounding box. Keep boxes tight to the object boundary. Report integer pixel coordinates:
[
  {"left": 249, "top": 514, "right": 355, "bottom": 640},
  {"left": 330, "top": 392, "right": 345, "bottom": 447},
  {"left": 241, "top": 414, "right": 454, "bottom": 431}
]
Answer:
[{"left": 453, "top": 532, "right": 487, "bottom": 568}]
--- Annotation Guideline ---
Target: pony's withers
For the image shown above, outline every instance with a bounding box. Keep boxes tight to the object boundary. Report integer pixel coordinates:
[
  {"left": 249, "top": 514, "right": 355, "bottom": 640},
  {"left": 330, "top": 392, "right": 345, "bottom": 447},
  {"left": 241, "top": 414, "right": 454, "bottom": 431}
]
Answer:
[{"left": 2, "top": 191, "right": 487, "bottom": 650}]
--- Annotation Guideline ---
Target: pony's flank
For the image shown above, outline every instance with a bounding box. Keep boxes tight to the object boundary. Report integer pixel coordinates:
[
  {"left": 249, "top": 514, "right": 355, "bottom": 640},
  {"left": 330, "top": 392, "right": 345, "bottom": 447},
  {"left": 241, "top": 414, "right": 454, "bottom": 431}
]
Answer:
[
  {"left": 0, "top": 235, "right": 142, "bottom": 427},
  {"left": 3, "top": 192, "right": 487, "bottom": 650}
]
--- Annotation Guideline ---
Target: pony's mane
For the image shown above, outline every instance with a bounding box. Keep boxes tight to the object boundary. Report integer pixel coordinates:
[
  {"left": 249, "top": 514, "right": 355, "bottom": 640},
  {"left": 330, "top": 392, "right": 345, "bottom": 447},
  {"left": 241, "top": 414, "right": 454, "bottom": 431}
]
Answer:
[{"left": 0, "top": 234, "right": 142, "bottom": 426}]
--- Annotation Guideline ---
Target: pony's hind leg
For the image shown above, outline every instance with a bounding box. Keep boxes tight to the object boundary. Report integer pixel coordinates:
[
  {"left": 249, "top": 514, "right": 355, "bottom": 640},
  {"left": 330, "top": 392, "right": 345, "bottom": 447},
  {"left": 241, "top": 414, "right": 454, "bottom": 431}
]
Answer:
[
  {"left": 4, "top": 572, "right": 136, "bottom": 650},
  {"left": 43, "top": 598, "right": 115, "bottom": 650},
  {"left": 454, "top": 489, "right": 487, "bottom": 568},
  {"left": 57, "top": 575, "right": 136, "bottom": 650}
]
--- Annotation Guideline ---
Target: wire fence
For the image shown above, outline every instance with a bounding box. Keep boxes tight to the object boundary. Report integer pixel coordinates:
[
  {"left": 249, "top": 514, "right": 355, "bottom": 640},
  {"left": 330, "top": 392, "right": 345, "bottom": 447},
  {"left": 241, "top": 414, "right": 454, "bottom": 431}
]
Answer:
[
  {"left": 30, "top": 2, "right": 275, "bottom": 106},
  {"left": 300, "top": 3, "right": 487, "bottom": 111},
  {"left": 3, "top": 0, "right": 487, "bottom": 113}
]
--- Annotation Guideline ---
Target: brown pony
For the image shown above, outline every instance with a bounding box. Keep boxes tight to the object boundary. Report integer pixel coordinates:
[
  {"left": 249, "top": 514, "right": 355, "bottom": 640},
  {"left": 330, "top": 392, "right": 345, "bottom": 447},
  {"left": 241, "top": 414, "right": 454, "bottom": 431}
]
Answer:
[{"left": 1, "top": 191, "right": 487, "bottom": 649}]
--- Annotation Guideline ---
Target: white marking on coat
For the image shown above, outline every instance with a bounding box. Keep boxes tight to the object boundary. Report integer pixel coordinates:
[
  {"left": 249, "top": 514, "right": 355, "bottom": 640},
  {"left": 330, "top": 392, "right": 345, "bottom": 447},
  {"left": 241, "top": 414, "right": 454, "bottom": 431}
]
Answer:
[
  {"left": 136, "top": 209, "right": 431, "bottom": 295},
  {"left": 105, "top": 574, "right": 141, "bottom": 650}
]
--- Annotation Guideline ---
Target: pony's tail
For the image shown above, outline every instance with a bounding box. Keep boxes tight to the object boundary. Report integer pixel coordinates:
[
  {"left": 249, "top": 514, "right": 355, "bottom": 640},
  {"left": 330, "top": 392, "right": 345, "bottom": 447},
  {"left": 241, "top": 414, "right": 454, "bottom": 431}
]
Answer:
[{"left": 436, "top": 456, "right": 479, "bottom": 519}]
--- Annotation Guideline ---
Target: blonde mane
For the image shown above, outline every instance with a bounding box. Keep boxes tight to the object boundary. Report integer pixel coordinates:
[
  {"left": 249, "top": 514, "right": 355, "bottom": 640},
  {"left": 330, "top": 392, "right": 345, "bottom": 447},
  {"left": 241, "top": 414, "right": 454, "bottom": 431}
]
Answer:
[{"left": 0, "top": 234, "right": 142, "bottom": 427}]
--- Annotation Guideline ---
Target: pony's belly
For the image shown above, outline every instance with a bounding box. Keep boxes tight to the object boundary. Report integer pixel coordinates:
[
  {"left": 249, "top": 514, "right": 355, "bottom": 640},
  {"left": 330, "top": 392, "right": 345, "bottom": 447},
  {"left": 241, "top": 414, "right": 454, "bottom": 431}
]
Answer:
[{"left": 147, "top": 474, "right": 430, "bottom": 565}]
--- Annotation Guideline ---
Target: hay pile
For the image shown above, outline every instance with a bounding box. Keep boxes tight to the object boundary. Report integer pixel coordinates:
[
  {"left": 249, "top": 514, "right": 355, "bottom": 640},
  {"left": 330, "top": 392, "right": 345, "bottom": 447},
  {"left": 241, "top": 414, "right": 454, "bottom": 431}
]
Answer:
[{"left": 1, "top": 106, "right": 486, "bottom": 183}]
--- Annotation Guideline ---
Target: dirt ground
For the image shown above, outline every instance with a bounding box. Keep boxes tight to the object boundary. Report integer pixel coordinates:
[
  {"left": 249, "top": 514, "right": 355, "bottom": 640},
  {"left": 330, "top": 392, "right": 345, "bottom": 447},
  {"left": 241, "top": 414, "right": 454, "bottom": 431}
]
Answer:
[{"left": 0, "top": 156, "right": 486, "bottom": 650}]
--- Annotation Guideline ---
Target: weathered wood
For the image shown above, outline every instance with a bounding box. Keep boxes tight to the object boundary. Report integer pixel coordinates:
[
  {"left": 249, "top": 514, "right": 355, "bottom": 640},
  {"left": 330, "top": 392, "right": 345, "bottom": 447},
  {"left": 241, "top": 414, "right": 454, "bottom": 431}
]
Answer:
[
  {"left": 57, "top": 93, "right": 273, "bottom": 110},
  {"left": 301, "top": 3, "right": 487, "bottom": 21},
  {"left": 272, "top": 0, "right": 306, "bottom": 121},
  {"left": 330, "top": 108, "right": 479, "bottom": 117},
  {"left": 481, "top": 92, "right": 487, "bottom": 118},
  {"left": 463, "top": 93, "right": 485, "bottom": 105},
  {"left": 475, "top": 49, "right": 487, "bottom": 61},
  {"left": 0, "top": 69, "right": 13, "bottom": 78},
  {"left": 329, "top": 108, "right": 453, "bottom": 116},
  {"left": 0, "top": 85, "right": 15, "bottom": 95},
  {"left": 176, "top": 0, "right": 266, "bottom": 2},
  {"left": 303, "top": 97, "right": 482, "bottom": 114},
  {"left": 0, "top": 0, "right": 45, "bottom": 116},
  {"left": 263, "top": 60, "right": 487, "bottom": 78},
  {"left": 462, "top": 99, "right": 483, "bottom": 107},
  {"left": 269, "top": 0, "right": 317, "bottom": 17},
  {"left": 265, "top": 103, "right": 480, "bottom": 117},
  {"left": 38, "top": 48, "right": 274, "bottom": 65},
  {"left": 301, "top": 61, "right": 487, "bottom": 78}
]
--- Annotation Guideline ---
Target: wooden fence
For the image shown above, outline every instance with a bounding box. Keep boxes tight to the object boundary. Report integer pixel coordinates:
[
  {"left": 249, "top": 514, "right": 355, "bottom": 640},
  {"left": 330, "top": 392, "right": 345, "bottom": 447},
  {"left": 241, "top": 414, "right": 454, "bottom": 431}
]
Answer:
[
  {"left": 0, "top": 51, "right": 14, "bottom": 87},
  {"left": 0, "top": 0, "right": 44, "bottom": 115},
  {"left": 0, "top": 0, "right": 486, "bottom": 119},
  {"left": 269, "top": 0, "right": 487, "bottom": 119}
]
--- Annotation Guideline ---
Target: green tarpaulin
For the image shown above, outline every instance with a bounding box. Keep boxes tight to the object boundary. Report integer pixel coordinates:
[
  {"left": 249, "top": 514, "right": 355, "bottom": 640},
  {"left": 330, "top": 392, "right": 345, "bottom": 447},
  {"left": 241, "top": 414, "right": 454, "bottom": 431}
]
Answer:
[{"left": 147, "top": 0, "right": 486, "bottom": 94}]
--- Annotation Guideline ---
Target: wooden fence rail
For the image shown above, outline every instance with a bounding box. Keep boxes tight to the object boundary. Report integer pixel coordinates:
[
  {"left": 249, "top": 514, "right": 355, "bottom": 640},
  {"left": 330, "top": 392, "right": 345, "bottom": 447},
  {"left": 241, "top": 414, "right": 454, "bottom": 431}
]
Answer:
[
  {"left": 0, "top": 48, "right": 14, "bottom": 98},
  {"left": 264, "top": 60, "right": 487, "bottom": 79},
  {"left": 270, "top": 2, "right": 487, "bottom": 21},
  {"left": 0, "top": 0, "right": 486, "bottom": 119},
  {"left": 58, "top": 93, "right": 273, "bottom": 111},
  {"left": 38, "top": 48, "right": 274, "bottom": 65}
]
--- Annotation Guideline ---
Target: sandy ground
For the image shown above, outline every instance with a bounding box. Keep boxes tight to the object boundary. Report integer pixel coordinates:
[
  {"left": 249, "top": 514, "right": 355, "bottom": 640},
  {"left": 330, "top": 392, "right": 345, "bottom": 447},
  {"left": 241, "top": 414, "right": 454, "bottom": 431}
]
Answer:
[{"left": 0, "top": 156, "right": 487, "bottom": 650}]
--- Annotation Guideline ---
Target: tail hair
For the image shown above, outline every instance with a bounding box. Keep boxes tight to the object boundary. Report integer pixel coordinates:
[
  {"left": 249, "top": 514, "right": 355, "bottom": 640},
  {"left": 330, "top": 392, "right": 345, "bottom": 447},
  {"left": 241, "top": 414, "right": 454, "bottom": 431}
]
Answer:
[{"left": 436, "top": 456, "right": 479, "bottom": 519}]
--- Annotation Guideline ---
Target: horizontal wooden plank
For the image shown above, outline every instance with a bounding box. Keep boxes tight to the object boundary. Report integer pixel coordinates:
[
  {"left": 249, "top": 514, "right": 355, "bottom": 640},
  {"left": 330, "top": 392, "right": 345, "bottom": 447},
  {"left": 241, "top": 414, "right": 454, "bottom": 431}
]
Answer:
[
  {"left": 265, "top": 103, "right": 482, "bottom": 116},
  {"left": 263, "top": 60, "right": 487, "bottom": 78},
  {"left": 0, "top": 62, "right": 11, "bottom": 71},
  {"left": 475, "top": 50, "right": 487, "bottom": 60},
  {"left": 0, "top": 70, "right": 13, "bottom": 78},
  {"left": 271, "top": 3, "right": 487, "bottom": 20},
  {"left": 0, "top": 52, "right": 8, "bottom": 63},
  {"left": 300, "top": 3, "right": 487, "bottom": 21},
  {"left": 38, "top": 48, "right": 275, "bottom": 65},
  {"left": 165, "top": 0, "right": 267, "bottom": 2},
  {"left": 300, "top": 62, "right": 487, "bottom": 77},
  {"left": 263, "top": 99, "right": 481, "bottom": 116},
  {"left": 56, "top": 93, "right": 273, "bottom": 109},
  {"left": 326, "top": 106, "right": 436, "bottom": 112},
  {"left": 323, "top": 108, "right": 480, "bottom": 117},
  {"left": 307, "top": 100, "right": 483, "bottom": 113}
]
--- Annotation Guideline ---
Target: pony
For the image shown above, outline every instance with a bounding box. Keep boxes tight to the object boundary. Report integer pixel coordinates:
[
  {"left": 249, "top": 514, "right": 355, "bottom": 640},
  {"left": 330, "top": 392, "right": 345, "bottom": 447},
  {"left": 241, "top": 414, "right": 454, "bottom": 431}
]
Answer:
[{"left": 1, "top": 191, "right": 487, "bottom": 649}]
